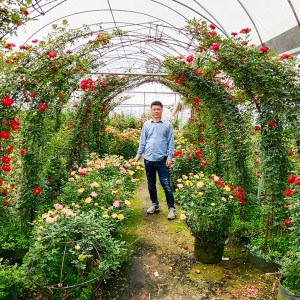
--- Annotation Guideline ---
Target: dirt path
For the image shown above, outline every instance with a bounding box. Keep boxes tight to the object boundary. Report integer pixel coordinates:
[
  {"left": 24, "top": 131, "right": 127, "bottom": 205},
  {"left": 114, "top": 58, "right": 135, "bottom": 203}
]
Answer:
[{"left": 98, "top": 176, "right": 279, "bottom": 300}]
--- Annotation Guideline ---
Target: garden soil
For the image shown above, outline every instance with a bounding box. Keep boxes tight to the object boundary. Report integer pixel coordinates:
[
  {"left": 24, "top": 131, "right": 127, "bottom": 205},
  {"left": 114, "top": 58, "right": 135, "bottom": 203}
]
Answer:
[{"left": 97, "top": 175, "right": 279, "bottom": 300}]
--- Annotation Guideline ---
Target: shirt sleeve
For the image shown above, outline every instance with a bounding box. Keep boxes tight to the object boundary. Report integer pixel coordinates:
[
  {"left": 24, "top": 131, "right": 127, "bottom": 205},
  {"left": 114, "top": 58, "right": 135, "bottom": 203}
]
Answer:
[
  {"left": 136, "top": 124, "right": 147, "bottom": 159},
  {"left": 167, "top": 123, "right": 175, "bottom": 161}
]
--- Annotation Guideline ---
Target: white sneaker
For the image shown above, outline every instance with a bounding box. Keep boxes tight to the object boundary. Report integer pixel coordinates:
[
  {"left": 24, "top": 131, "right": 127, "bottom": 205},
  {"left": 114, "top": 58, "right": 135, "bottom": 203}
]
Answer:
[
  {"left": 147, "top": 204, "right": 159, "bottom": 214},
  {"left": 167, "top": 207, "right": 176, "bottom": 220}
]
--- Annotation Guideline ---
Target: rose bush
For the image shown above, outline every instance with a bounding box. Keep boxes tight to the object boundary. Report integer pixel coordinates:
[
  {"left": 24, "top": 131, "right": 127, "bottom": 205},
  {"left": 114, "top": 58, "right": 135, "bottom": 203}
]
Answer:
[{"left": 174, "top": 172, "right": 240, "bottom": 245}]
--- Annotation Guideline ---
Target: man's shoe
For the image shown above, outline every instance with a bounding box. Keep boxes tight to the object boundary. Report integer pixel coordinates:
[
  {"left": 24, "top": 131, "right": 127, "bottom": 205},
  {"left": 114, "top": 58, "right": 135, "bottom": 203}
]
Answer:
[
  {"left": 147, "top": 204, "right": 159, "bottom": 214},
  {"left": 167, "top": 207, "right": 176, "bottom": 220}
]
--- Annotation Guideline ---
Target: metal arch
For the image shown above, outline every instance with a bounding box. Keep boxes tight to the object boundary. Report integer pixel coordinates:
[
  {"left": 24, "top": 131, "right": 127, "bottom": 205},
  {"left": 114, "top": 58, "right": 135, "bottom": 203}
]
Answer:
[
  {"left": 192, "top": 0, "right": 228, "bottom": 35},
  {"left": 150, "top": 0, "right": 189, "bottom": 21},
  {"left": 236, "top": 0, "right": 264, "bottom": 45},
  {"left": 158, "top": 0, "right": 229, "bottom": 37},
  {"left": 23, "top": 9, "right": 193, "bottom": 44},
  {"left": 287, "top": 0, "right": 300, "bottom": 27}
]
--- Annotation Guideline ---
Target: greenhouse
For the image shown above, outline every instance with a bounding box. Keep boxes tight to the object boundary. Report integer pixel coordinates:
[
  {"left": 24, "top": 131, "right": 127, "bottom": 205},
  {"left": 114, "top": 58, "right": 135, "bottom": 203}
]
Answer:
[{"left": 0, "top": 0, "right": 299, "bottom": 299}]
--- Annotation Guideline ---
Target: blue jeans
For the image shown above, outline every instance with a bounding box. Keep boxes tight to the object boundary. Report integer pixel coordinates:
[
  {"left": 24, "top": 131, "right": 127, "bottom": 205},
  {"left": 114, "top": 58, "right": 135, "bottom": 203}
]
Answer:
[{"left": 144, "top": 157, "right": 175, "bottom": 209}]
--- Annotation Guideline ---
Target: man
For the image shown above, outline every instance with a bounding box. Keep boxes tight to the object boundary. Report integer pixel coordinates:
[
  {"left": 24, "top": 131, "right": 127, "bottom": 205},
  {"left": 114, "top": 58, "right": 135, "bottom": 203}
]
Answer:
[{"left": 133, "top": 101, "right": 176, "bottom": 220}]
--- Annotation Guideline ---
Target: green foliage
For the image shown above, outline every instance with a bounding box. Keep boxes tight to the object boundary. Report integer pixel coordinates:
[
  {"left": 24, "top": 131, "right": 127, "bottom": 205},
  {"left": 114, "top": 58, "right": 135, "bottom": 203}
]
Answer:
[
  {"left": 280, "top": 252, "right": 300, "bottom": 295},
  {"left": 0, "top": 258, "right": 28, "bottom": 298},
  {"left": 174, "top": 173, "right": 238, "bottom": 245},
  {"left": 22, "top": 209, "right": 127, "bottom": 298}
]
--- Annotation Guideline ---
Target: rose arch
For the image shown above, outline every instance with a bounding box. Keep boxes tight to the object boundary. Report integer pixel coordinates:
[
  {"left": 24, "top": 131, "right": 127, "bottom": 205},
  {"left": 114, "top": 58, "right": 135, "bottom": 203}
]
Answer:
[{"left": 0, "top": 1, "right": 299, "bottom": 297}]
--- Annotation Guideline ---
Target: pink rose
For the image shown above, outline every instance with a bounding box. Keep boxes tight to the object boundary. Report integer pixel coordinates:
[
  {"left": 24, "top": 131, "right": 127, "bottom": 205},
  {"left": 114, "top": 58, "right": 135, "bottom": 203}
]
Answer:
[
  {"left": 90, "top": 192, "right": 97, "bottom": 198},
  {"left": 54, "top": 203, "right": 63, "bottom": 210},
  {"left": 113, "top": 201, "right": 120, "bottom": 207},
  {"left": 65, "top": 210, "right": 74, "bottom": 217}
]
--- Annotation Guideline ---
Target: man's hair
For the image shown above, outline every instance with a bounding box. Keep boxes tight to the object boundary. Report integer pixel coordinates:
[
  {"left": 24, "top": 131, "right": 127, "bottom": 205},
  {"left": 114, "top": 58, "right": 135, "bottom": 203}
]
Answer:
[{"left": 151, "top": 101, "right": 163, "bottom": 108}]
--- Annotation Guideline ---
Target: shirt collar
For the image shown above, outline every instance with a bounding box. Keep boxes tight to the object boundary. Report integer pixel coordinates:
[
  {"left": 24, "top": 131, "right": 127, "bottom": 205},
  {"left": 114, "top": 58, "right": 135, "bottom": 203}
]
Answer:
[{"left": 151, "top": 118, "right": 164, "bottom": 123}]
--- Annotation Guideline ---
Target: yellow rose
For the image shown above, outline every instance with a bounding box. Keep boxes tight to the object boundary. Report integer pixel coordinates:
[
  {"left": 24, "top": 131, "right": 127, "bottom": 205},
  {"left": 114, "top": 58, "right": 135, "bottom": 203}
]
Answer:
[
  {"left": 224, "top": 186, "right": 231, "bottom": 191},
  {"left": 78, "top": 188, "right": 84, "bottom": 193},
  {"left": 92, "top": 231, "right": 95, "bottom": 235},
  {"left": 68, "top": 178, "right": 74, "bottom": 182},
  {"left": 71, "top": 171, "right": 76, "bottom": 176},
  {"left": 90, "top": 152, "right": 97, "bottom": 156},
  {"left": 102, "top": 213, "right": 109, "bottom": 218},
  {"left": 211, "top": 203, "right": 215, "bottom": 206},
  {"left": 75, "top": 245, "right": 80, "bottom": 250},
  {"left": 198, "top": 192, "right": 203, "bottom": 197},
  {"left": 120, "top": 156, "right": 124, "bottom": 159},
  {"left": 78, "top": 254, "right": 85, "bottom": 261},
  {"left": 39, "top": 226, "right": 43, "bottom": 230},
  {"left": 229, "top": 195, "right": 233, "bottom": 199},
  {"left": 112, "top": 213, "right": 117, "bottom": 218},
  {"left": 125, "top": 200, "right": 131, "bottom": 206},
  {"left": 177, "top": 178, "right": 182, "bottom": 182},
  {"left": 85, "top": 197, "right": 92, "bottom": 204},
  {"left": 37, "top": 237, "right": 41, "bottom": 242},
  {"left": 117, "top": 214, "right": 124, "bottom": 220}
]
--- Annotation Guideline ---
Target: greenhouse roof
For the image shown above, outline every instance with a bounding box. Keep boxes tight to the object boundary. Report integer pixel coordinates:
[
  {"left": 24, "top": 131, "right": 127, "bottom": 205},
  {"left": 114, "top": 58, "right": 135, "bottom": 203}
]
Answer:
[{"left": 16, "top": 0, "right": 300, "bottom": 74}]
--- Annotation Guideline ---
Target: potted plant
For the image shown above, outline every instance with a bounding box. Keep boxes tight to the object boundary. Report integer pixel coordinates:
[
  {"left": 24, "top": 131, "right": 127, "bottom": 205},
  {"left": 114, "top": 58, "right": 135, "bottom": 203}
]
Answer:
[{"left": 174, "top": 172, "right": 241, "bottom": 263}]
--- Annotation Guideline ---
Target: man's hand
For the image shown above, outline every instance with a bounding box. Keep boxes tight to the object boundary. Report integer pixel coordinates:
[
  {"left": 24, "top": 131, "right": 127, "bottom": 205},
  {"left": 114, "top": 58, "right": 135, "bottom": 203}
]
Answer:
[
  {"left": 132, "top": 157, "right": 139, "bottom": 163},
  {"left": 166, "top": 159, "right": 172, "bottom": 168}
]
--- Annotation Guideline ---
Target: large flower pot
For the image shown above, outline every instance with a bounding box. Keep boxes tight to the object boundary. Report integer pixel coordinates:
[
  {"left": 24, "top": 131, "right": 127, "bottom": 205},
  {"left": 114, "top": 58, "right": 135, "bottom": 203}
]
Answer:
[
  {"left": 249, "top": 252, "right": 280, "bottom": 273},
  {"left": 278, "top": 280, "right": 300, "bottom": 300},
  {"left": 194, "top": 237, "right": 224, "bottom": 264}
]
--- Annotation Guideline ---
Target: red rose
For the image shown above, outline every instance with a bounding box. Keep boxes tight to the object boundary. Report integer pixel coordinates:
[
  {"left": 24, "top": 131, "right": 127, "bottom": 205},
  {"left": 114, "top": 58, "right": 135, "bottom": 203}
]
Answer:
[
  {"left": 30, "top": 93, "right": 36, "bottom": 98},
  {"left": 0, "top": 131, "right": 9, "bottom": 139},
  {"left": 48, "top": 52, "right": 57, "bottom": 58},
  {"left": 238, "top": 199, "right": 245, "bottom": 204},
  {"left": 280, "top": 54, "right": 292, "bottom": 60},
  {"left": 2, "top": 189, "right": 7, "bottom": 196},
  {"left": 226, "top": 96, "right": 232, "bottom": 100},
  {"left": 34, "top": 188, "right": 41, "bottom": 195},
  {"left": 260, "top": 47, "right": 269, "bottom": 53},
  {"left": 20, "top": 148, "right": 26, "bottom": 155},
  {"left": 186, "top": 55, "right": 194, "bottom": 62},
  {"left": 217, "top": 181, "right": 225, "bottom": 188},
  {"left": 231, "top": 32, "right": 238, "bottom": 36},
  {"left": 1, "top": 156, "right": 10, "bottom": 164},
  {"left": 116, "top": 145, "right": 120, "bottom": 148},
  {"left": 287, "top": 174, "right": 296, "bottom": 183},
  {"left": 2, "top": 96, "right": 13, "bottom": 106},
  {"left": 269, "top": 121, "right": 275, "bottom": 127},
  {"left": 285, "top": 203, "right": 290, "bottom": 209},
  {"left": 2, "top": 165, "right": 11, "bottom": 172},
  {"left": 100, "top": 82, "right": 106, "bottom": 87},
  {"left": 39, "top": 104, "right": 47, "bottom": 110},
  {"left": 254, "top": 126, "right": 260, "bottom": 131},
  {"left": 284, "top": 189, "right": 292, "bottom": 196},
  {"left": 212, "top": 44, "right": 219, "bottom": 51},
  {"left": 240, "top": 28, "right": 251, "bottom": 34},
  {"left": 0, "top": 179, "right": 2, "bottom": 185},
  {"left": 210, "top": 24, "right": 216, "bottom": 30},
  {"left": 295, "top": 178, "right": 300, "bottom": 185},
  {"left": 47, "top": 178, "right": 51, "bottom": 182},
  {"left": 284, "top": 219, "right": 290, "bottom": 226},
  {"left": 7, "top": 146, "right": 13, "bottom": 153},
  {"left": 66, "top": 50, "right": 73, "bottom": 54},
  {"left": 32, "top": 39, "right": 38, "bottom": 43}
]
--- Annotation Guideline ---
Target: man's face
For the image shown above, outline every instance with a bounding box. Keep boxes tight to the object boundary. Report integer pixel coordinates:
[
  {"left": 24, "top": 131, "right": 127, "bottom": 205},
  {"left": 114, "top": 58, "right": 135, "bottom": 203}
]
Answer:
[{"left": 151, "top": 105, "right": 163, "bottom": 119}]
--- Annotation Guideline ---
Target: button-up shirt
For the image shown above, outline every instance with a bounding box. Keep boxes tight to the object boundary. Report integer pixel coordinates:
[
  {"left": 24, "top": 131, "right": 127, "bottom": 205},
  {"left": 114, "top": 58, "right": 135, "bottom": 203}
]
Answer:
[{"left": 136, "top": 118, "right": 175, "bottom": 161}]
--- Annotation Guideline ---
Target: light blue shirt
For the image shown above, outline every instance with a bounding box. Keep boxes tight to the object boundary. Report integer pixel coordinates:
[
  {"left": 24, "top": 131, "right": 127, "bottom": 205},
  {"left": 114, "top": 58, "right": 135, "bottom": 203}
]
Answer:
[{"left": 136, "top": 118, "right": 175, "bottom": 161}]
